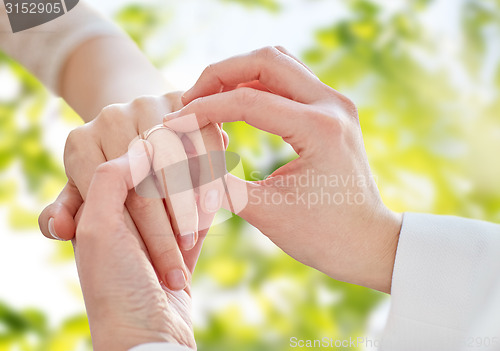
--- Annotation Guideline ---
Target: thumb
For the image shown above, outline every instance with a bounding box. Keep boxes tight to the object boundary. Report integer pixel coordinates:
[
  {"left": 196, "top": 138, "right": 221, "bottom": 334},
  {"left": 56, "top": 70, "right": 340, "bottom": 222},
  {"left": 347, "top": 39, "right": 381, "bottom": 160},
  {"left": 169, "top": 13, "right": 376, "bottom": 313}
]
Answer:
[
  {"left": 221, "top": 174, "right": 278, "bottom": 225},
  {"left": 38, "top": 180, "right": 83, "bottom": 241}
]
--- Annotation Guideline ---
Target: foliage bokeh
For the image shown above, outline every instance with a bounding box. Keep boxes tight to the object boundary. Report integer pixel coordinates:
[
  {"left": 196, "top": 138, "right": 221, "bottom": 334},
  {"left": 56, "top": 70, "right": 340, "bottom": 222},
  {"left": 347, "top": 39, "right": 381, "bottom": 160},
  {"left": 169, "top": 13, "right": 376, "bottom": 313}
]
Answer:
[{"left": 1, "top": 0, "right": 500, "bottom": 350}]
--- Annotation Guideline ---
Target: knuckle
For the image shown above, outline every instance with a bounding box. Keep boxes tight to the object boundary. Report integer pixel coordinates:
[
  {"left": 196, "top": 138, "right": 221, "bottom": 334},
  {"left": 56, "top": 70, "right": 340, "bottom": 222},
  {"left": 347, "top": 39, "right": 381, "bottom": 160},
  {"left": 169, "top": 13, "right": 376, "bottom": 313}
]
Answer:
[
  {"left": 308, "top": 109, "right": 344, "bottom": 135},
  {"left": 164, "top": 91, "right": 184, "bottom": 111},
  {"left": 273, "top": 45, "right": 289, "bottom": 55},
  {"left": 97, "top": 103, "right": 125, "bottom": 127},
  {"left": 100, "top": 103, "right": 122, "bottom": 116},
  {"left": 66, "top": 127, "right": 86, "bottom": 148},
  {"left": 341, "top": 96, "right": 359, "bottom": 119},
  {"left": 202, "top": 63, "right": 217, "bottom": 78},
  {"left": 256, "top": 45, "right": 280, "bottom": 60},
  {"left": 64, "top": 126, "right": 90, "bottom": 167},
  {"left": 131, "top": 95, "right": 155, "bottom": 106},
  {"left": 66, "top": 127, "right": 84, "bottom": 149},
  {"left": 325, "top": 88, "right": 358, "bottom": 120},
  {"left": 94, "top": 161, "right": 121, "bottom": 180}
]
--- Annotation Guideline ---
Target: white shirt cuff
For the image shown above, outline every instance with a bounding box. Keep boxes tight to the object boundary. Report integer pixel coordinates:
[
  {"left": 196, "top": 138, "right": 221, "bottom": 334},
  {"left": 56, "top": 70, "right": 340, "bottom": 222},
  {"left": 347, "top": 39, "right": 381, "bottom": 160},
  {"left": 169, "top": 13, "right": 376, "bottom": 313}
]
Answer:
[
  {"left": 129, "top": 342, "right": 193, "bottom": 351},
  {"left": 381, "top": 212, "right": 500, "bottom": 351}
]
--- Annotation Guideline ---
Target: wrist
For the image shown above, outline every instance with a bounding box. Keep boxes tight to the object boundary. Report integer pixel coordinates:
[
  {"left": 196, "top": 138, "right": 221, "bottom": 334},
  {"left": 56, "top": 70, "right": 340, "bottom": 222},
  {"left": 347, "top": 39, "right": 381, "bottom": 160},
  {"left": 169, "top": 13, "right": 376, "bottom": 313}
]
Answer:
[
  {"left": 358, "top": 205, "right": 403, "bottom": 294},
  {"left": 90, "top": 319, "right": 180, "bottom": 351},
  {"left": 85, "top": 288, "right": 195, "bottom": 350},
  {"left": 318, "top": 202, "right": 402, "bottom": 294}
]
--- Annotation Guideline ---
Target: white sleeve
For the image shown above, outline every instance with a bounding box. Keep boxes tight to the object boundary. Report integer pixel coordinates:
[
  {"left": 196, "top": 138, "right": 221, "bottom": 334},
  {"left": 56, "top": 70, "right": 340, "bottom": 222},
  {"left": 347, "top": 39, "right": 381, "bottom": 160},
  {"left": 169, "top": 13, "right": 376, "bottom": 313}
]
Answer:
[
  {"left": 381, "top": 213, "right": 500, "bottom": 351},
  {"left": 0, "top": 1, "right": 122, "bottom": 95},
  {"left": 129, "top": 343, "right": 193, "bottom": 351}
]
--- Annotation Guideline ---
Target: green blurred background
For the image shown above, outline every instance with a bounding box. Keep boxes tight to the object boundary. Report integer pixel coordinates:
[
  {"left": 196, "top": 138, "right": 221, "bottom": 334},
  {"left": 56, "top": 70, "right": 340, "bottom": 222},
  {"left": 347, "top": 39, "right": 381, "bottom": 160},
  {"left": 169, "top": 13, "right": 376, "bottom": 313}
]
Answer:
[{"left": 1, "top": 0, "right": 500, "bottom": 350}]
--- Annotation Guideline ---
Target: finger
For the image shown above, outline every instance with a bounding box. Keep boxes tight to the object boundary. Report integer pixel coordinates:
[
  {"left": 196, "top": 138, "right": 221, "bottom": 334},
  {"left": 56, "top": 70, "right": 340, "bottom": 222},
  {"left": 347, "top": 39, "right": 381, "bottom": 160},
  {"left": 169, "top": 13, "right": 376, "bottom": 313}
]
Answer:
[
  {"left": 126, "top": 182, "right": 189, "bottom": 291},
  {"left": 236, "top": 80, "right": 272, "bottom": 92},
  {"left": 181, "top": 228, "right": 206, "bottom": 274},
  {"left": 184, "top": 123, "right": 226, "bottom": 216},
  {"left": 166, "top": 123, "right": 223, "bottom": 273},
  {"left": 64, "top": 126, "right": 106, "bottom": 200},
  {"left": 83, "top": 140, "right": 153, "bottom": 222},
  {"left": 274, "top": 45, "right": 314, "bottom": 74},
  {"left": 164, "top": 90, "right": 316, "bottom": 155},
  {"left": 94, "top": 99, "right": 193, "bottom": 290},
  {"left": 220, "top": 174, "right": 278, "bottom": 227},
  {"left": 146, "top": 127, "right": 199, "bottom": 252},
  {"left": 127, "top": 135, "right": 191, "bottom": 291},
  {"left": 181, "top": 46, "right": 327, "bottom": 105},
  {"left": 65, "top": 129, "right": 150, "bottom": 255},
  {"left": 39, "top": 180, "right": 83, "bottom": 241},
  {"left": 164, "top": 90, "right": 185, "bottom": 111}
]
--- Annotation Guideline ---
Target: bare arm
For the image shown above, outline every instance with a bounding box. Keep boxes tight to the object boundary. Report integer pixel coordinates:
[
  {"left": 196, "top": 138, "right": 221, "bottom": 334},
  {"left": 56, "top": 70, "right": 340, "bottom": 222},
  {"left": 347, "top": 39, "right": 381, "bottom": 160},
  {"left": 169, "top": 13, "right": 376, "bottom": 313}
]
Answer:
[
  {"left": 0, "top": 2, "right": 172, "bottom": 121},
  {"left": 60, "top": 34, "right": 171, "bottom": 121}
]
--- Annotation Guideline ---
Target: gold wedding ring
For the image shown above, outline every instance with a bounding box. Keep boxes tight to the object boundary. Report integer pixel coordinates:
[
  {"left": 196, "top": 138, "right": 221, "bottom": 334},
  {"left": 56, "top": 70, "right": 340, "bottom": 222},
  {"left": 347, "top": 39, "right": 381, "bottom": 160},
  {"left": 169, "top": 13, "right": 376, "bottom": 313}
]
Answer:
[{"left": 141, "top": 124, "right": 174, "bottom": 140}]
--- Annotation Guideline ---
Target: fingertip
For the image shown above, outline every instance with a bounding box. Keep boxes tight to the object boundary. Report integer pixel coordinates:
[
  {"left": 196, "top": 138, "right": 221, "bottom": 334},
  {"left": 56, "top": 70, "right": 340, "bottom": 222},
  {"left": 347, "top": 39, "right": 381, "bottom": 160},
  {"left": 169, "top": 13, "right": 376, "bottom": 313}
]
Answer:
[
  {"left": 163, "top": 113, "right": 201, "bottom": 133},
  {"left": 203, "top": 188, "right": 222, "bottom": 214},
  {"left": 38, "top": 205, "right": 52, "bottom": 239},
  {"left": 163, "top": 111, "right": 180, "bottom": 124},
  {"left": 39, "top": 203, "right": 74, "bottom": 241},
  {"left": 48, "top": 216, "right": 75, "bottom": 241},
  {"left": 179, "top": 231, "right": 198, "bottom": 251},
  {"left": 165, "top": 268, "right": 188, "bottom": 291},
  {"left": 48, "top": 217, "right": 64, "bottom": 241},
  {"left": 181, "top": 91, "right": 191, "bottom": 105}
]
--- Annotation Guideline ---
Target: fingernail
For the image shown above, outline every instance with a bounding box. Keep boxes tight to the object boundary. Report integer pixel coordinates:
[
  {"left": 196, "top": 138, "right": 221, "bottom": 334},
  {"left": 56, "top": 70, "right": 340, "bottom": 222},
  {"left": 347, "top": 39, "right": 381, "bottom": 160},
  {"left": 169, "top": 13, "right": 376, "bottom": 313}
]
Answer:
[
  {"left": 163, "top": 111, "right": 179, "bottom": 124},
  {"left": 164, "top": 113, "right": 199, "bottom": 132},
  {"left": 48, "top": 218, "right": 64, "bottom": 241},
  {"left": 165, "top": 269, "right": 187, "bottom": 290},
  {"left": 182, "top": 88, "right": 194, "bottom": 100},
  {"left": 181, "top": 92, "right": 189, "bottom": 103},
  {"left": 204, "top": 189, "right": 220, "bottom": 213},
  {"left": 180, "top": 232, "right": 197, "bottom": 251}
]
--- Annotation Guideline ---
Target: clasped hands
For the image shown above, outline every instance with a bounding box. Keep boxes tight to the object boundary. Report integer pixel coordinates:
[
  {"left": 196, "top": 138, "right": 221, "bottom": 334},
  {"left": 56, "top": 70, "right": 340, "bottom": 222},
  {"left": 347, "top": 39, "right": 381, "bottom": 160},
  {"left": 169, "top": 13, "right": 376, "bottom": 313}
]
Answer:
[{"left": 38, "top": 46, "right": 402, "bottom": 350}]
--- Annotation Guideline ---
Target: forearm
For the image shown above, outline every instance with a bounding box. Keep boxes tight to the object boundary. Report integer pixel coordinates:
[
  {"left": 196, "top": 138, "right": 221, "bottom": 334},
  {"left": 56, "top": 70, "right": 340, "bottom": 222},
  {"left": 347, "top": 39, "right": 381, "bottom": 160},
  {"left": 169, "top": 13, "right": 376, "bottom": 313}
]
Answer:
[
  {"left": 1, "top": 2, "right": 172, "bottom": 122},
  {"left": 60, "top": 35, "right": 171, "bottom": 122}
]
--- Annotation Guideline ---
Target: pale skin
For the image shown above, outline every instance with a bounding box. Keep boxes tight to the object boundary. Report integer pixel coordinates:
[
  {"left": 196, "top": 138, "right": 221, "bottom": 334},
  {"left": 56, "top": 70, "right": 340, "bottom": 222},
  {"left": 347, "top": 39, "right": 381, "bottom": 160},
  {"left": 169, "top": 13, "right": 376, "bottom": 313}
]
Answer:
[
  {"left": 75, "top": 140, "right": 195, "bottom": 351},
  {"left": 27, "top": 16, "right": 227, "bottom": 349},
  {"left": 165, "top": 46, "right": 403, "bottom": 294},
  {"left": 38, "top": 35, "right": 227, "bottom": 290},
  {"left": 42, "top": 40, "right": 403, "bottom": 347},
  {"left": 73, "top": 46, "right": 403, "bottom": 349}
]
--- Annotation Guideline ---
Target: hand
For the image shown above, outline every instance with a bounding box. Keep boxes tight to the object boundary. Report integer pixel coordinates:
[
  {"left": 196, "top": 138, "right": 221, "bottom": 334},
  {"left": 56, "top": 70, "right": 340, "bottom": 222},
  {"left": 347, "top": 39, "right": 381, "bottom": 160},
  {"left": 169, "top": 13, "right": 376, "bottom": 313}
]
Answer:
[
  {"left": 164, "top": 46, "right": 403, "bottom": 294},
  {"left": 39, "top": 92, "right": 227, "bottom": 290},
  {"left": 75, "top": 140, "right": 195, "bottom": 351}
]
